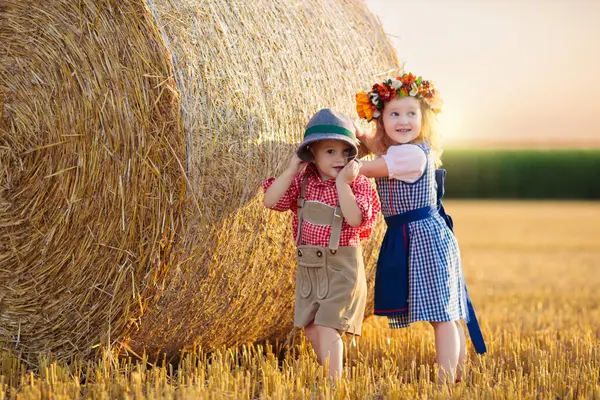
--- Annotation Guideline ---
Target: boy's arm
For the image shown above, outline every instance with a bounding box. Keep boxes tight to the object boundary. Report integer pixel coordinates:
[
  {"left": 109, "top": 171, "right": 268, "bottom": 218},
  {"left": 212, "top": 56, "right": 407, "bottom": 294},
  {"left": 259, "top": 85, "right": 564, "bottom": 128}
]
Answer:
[
  {"left": 263, "top": 169, "right": 297, "bottom": 208},
  {"left": 336, "top": 161, "right": 363, "bottom": 227},
  {"left": 263, "top": 155, "right": 306, "bottom": 209}
]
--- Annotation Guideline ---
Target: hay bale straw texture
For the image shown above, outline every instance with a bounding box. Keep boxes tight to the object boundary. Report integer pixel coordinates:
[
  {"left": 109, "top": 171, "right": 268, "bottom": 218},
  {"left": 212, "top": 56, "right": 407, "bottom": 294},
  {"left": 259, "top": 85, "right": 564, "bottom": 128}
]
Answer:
[{"left": 0, "top": 0, "right": 399, "bottom": 362}]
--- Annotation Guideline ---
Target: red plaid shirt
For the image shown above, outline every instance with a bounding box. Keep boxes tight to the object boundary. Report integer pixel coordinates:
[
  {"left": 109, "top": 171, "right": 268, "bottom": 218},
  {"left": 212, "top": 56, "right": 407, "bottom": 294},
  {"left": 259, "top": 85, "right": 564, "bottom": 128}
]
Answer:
[{"left": 262, "top": 164, "right": 381, "bottom": 247}]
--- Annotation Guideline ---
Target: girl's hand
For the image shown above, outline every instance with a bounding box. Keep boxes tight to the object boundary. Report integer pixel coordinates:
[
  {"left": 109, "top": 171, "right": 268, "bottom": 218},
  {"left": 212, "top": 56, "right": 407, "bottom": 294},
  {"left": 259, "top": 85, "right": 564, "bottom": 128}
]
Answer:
[
  {"left": 286, "top": 155, "right": 307, "bottom": 176},
  {"left": 337, "top": 159, "right": 360, "bottom": 185},
  {"left": 353, "top": 120, "right": 372, "bottom": 142}
]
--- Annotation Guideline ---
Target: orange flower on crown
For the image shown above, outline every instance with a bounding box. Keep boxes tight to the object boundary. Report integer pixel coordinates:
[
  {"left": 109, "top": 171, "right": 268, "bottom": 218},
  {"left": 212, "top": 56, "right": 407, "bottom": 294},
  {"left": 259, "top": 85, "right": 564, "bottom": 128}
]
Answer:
[
  {"left": 400, "top": 73, "right": 417, "bottom": 87},
  {"left": 356, "top": 91, "right": 375, "bottom": 121}
]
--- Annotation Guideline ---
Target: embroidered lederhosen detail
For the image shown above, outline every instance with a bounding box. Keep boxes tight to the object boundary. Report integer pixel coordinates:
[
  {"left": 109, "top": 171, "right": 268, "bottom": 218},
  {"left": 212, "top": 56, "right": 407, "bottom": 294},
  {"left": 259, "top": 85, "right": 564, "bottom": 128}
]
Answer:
[{"left": 296, "top": 246, "right": 328, "bottom": 299}]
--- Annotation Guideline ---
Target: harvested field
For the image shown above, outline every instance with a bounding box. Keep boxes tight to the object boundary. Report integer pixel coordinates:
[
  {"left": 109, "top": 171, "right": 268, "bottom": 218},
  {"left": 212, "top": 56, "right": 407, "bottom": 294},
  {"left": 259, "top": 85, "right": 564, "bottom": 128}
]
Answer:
[{"left": 2, "top": 201, "right": 598, "bottom": 399}]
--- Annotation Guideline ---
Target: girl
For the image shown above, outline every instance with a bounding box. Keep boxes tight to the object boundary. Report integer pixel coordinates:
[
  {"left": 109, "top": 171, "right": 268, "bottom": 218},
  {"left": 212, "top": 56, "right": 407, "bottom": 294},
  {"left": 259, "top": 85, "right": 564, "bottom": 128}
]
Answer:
[
  {"left": 262, "top": 108, "right": 380, "bottom": 380},
  {"left": 355, "top": 73, "right": 486, "bottom": 383}
]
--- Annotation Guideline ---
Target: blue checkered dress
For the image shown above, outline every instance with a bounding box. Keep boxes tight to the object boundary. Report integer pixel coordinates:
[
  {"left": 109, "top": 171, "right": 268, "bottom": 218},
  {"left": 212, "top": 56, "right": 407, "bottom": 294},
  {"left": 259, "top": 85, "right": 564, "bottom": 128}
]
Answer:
[{"left": 375, "top": 143, "right": 468, "bottom": 328}]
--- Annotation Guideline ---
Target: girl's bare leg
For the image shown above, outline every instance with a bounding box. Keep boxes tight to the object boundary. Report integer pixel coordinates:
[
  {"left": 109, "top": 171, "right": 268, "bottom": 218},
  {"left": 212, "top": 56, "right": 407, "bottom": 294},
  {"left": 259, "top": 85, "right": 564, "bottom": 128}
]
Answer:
[
  {"left": 455, "top": 321, "right": 467, "bottom": 382},
  {"left": 430, "top": 321, "right": 460, "bottom": 383},
  {"left": 315, "top": 325, "right": 343, "bottom": 380},
  {"left": 304, "top": 322, "right": 321, "bottom": 363}
]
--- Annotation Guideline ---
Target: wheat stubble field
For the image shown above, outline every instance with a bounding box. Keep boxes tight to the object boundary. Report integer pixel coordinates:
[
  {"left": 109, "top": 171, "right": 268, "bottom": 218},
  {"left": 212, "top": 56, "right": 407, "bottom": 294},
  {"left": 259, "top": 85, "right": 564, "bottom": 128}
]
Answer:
[{"left": 2, "top": 201, "right": 599, "bottom": 399}]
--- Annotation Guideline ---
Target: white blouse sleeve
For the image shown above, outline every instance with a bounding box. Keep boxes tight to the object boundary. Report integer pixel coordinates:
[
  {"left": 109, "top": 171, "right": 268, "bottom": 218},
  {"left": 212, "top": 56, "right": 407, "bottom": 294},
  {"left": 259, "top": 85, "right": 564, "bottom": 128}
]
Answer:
[{"left": 381, "top": 145, "right": 427, "bottom": 183}]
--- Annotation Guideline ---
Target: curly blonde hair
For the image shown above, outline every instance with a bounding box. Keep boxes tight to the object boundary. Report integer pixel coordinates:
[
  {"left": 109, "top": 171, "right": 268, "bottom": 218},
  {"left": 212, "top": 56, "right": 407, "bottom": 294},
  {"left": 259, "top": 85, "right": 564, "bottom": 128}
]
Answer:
[{"left": 366, "top": 100, "right": 443, "bottom": 167}]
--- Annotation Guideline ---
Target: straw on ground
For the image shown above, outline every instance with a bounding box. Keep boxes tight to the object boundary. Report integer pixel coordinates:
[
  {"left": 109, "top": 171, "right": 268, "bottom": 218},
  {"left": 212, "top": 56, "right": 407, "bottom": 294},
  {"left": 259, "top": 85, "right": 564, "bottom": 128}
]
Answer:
[{"left": 2, "top": 201, "right": 598, "bottom": 399}]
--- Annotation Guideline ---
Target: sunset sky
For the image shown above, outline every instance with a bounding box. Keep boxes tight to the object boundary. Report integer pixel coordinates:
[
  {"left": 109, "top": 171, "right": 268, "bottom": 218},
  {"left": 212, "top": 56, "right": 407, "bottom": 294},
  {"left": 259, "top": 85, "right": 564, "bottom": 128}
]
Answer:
[{"left": 366, "top": 0, "right": 600, "bottom": 147}]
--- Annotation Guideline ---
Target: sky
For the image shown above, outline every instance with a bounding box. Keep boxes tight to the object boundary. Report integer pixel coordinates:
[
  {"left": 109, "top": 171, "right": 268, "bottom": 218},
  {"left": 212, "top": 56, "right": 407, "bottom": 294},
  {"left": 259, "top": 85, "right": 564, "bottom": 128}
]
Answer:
[{"left": 366, "top": 0, "right": 600, "bottom": 147}]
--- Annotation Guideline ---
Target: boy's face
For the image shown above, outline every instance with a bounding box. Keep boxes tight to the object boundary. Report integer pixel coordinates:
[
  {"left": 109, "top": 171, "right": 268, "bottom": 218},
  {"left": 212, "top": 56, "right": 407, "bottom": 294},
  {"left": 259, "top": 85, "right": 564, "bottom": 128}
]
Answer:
[
  {"left": 382, "top": 96, "right": 422, "bottom": 144},
  {"left": 309, "top": 140, "right": 353, "bottom": 181}
]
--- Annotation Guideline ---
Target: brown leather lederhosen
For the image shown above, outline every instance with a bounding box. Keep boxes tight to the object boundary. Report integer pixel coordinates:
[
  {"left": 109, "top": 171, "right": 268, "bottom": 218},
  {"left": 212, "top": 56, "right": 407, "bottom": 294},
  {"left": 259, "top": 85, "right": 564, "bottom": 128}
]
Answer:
[{"left": 293, "top": 176, "right": 367, "bottom": 335}]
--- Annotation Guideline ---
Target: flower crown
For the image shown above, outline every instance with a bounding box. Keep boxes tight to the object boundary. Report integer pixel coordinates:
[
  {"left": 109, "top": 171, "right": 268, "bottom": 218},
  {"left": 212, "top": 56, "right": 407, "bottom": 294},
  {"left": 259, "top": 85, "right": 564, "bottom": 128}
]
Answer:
[{"left": 356, "top": 73, "right": 442, "bottom": 121}]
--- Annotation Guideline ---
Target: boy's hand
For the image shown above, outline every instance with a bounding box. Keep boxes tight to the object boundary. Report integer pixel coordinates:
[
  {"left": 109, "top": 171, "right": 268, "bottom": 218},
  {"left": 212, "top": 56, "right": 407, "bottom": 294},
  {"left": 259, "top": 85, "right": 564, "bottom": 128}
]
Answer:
[
  {"left": 286, "top": 155, "right": 307, "bottom": 176},
  {"left": 336, "top": 159, "right": 360, "bottom": 185}
]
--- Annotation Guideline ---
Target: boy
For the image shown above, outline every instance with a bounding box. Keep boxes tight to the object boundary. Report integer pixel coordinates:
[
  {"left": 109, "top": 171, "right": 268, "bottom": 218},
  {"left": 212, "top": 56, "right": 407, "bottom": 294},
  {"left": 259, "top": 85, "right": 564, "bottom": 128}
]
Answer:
[{"left": 262, "top": 108, "right": 380, "bottom": 380}]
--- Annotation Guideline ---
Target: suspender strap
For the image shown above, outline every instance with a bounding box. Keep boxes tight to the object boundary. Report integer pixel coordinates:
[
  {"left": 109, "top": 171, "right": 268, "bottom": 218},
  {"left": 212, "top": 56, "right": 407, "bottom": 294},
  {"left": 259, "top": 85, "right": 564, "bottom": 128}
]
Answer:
[
  {"left": 300, "top": 174, "right": 308, "bottom": 199},
  {"left": 295, "top": 175, "right": 343, "bottom": 250},
  {"left": 328, "top": 206, "right": 343, "bottom": 250},
  {"left": 295, "top": 175, "right": 309, "bottom": 246}
]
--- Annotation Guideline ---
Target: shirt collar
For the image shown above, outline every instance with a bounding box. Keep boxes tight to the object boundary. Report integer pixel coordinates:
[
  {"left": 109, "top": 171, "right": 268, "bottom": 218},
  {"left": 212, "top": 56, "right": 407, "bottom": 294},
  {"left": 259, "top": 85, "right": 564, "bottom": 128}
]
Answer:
[{"left": 306, "top": 163, "right": 336, "bottom": 186}]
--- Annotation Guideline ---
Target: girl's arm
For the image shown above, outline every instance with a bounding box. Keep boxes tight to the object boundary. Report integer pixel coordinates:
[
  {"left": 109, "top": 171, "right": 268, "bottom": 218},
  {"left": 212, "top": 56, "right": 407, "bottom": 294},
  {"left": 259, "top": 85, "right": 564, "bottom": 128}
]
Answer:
[
  {"left": 336, "top": 161, "right": 363, "bottom": 227},
  {"left": 263, "top": 156, "right": 306, "bottom": 208},
  {"left": 353, "top": 121, "right": 390, "bottom": 178},
  {"left": 358, "top": 158, "right": 389, "bottom": 178},
  {"left": 361, "top": 145, "right": 426, "bottom": 182},
  {"left": 354, "top": 120, "right": 380, "bottom": 157}
]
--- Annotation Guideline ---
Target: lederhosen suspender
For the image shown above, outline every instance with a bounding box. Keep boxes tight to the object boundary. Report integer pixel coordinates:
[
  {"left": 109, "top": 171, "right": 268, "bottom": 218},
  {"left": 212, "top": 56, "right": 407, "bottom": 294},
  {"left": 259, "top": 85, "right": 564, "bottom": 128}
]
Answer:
[{"left": 295, "top": 175, "right": 344, "bottom": 250}]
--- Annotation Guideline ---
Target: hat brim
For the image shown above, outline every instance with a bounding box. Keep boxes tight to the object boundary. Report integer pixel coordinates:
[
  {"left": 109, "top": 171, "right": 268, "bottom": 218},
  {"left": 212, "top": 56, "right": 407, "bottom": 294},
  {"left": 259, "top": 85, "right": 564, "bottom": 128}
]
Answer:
[{"left": 296, "top": 134, "right": 358, "bottom": 162}]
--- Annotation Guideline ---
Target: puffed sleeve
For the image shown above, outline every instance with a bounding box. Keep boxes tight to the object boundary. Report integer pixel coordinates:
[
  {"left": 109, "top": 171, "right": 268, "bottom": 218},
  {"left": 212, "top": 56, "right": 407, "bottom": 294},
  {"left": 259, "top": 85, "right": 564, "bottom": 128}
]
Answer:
[
  {"left": 261, "top": 172, "right": 302, "bottom": 212},
  {"left": 350, "top": 175, "right": 381, "bottom": 240},
  {"left": 381, "top": 144, "right": 427, "bottom": 183}
]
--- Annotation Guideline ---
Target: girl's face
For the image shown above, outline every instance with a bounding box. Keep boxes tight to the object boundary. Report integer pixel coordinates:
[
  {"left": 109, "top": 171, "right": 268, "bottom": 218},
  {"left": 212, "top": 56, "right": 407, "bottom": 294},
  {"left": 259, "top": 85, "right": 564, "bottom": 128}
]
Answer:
[
  {"left": 381, "top": 97, "right": 422, "bottom": 144},
  {"left": 309, "top": 140, "right": 352, "bottom": 181}
]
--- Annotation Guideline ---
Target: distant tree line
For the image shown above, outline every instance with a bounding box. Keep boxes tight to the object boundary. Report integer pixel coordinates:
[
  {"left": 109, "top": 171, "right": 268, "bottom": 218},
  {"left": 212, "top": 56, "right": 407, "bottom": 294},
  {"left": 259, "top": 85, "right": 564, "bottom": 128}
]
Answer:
[{"left": 441, "top": 149, "right": 600, "bottom": 199}]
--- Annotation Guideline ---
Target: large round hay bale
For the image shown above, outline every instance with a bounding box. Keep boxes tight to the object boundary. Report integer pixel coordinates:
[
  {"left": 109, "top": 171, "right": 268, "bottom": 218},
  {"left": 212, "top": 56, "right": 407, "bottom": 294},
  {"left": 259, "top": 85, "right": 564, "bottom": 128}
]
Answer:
[{"left": 0, "top": 0, "right": 398, "bottom": 362}]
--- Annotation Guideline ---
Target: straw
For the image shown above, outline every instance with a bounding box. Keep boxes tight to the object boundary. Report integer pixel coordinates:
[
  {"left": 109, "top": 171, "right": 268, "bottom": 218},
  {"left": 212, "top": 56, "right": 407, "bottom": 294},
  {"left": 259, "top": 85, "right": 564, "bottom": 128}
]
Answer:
[{"left": 0, "top": 0, "right": 399, "bottom": 363}]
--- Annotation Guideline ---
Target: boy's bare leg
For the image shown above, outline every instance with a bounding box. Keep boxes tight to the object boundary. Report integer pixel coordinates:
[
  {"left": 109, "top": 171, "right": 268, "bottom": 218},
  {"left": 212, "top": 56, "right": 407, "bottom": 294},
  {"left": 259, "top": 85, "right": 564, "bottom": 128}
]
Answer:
[
  {"left": 304, "top": 322, "right": 322, "bottom": 364},
  {"left": 315, "top": 325, "right": 343, "bottom": 380}
]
